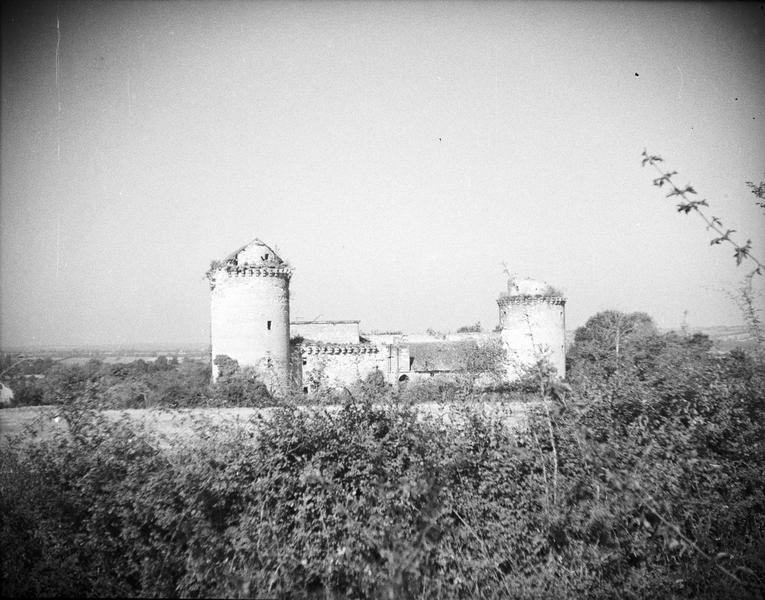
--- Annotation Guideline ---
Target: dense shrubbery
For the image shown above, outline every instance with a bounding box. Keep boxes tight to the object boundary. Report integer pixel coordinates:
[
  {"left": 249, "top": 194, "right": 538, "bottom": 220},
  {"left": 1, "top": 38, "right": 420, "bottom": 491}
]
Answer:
[
  {"left": 1, "top": 318, "right": 764, "bottom": 597},
  {"left": 1, "top": 398, "right": 538, "bottom": 598},
  {"left": 555, "top": 330, "right": 765, "bottom": 598},
  {"left": 1, "top": 355, "right": 212, "bottom": 409},
  {"left": 0, "top": 356, "right": 290, "bottom": 410}
]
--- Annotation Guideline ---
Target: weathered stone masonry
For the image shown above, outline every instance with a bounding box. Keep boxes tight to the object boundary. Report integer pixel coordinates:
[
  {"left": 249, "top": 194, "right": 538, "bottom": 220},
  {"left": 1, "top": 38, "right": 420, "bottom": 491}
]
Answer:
[
  {"left": 497, "top": 279, "right": 567, "bottom": 380},
  {"left": 208, "top": 239, "right": 292, "bottom": 391}
]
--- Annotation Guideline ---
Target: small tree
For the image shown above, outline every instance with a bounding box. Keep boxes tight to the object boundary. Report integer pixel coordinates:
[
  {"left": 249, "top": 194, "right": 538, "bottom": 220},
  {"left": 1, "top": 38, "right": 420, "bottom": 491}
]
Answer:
[
  {"left": 460, "top": 337, "right": 507, "bottom": 389},
  {"left": 213, "top": 354, "right": 239, "bottom": 379},
  {"left": 212, "top": 367, "right": 271, "bottom": 407},
  {"left": 573, "top": 310, "right": 657, "bottom": 360}
]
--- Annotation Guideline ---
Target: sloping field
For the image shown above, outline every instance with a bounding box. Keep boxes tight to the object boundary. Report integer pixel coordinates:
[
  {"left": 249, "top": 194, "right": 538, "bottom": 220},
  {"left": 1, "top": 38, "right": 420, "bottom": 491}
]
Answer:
[{"left": 0, "top": 401, "right": 536, "bottom": 446}]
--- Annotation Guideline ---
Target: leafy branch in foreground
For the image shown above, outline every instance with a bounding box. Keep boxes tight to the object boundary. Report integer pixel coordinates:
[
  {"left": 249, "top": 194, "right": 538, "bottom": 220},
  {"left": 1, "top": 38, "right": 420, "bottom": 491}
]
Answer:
[
  {"left": 641, "top": 150, "right": 764, "bottom": 276},
  {"left": 746, "top": 177, "right": 765, "bottom": 214}
]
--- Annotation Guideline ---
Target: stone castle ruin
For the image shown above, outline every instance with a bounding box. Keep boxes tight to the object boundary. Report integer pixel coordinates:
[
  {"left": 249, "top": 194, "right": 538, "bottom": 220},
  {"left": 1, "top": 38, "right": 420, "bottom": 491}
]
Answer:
[
  {"left": 208, "top": 238, "right": 567, "bottom": 392},
  {"left": 498, "top": 278, "right": 567, "bottom": 379}
]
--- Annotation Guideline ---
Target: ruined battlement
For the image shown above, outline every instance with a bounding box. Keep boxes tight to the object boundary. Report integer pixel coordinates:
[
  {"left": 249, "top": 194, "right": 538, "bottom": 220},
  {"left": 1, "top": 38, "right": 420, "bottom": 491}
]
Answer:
[
  {"left": 497, "top": 295, "right": 567, "bottom": 306},
  {"left": 220, "top": 264, "right": 293, "bottom": 278},
  {"left": 302, "top": 343, "right": 380, "bottom": 355},
  {"left": 207, "top": 238, "right": 293, "bottom": 290},
  {"left": 207, "top": 265, "right": 292, "bottom": 290}
]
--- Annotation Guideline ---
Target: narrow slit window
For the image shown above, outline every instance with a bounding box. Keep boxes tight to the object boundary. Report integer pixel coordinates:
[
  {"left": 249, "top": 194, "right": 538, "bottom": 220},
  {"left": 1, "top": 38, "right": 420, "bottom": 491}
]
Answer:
[{"left": 267, "top": 320, "right": 272, "bottom": 330}]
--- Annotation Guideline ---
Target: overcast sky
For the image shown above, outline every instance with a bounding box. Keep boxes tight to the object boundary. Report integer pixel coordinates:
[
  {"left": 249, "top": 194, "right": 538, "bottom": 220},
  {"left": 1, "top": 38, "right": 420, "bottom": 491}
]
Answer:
[{"left": 2, "top": 1, "right": 764, "bottom": 348}]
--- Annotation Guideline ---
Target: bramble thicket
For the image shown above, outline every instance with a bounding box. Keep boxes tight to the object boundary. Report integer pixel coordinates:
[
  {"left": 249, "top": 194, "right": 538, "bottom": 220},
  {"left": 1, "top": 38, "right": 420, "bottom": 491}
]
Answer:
[{"left": 1, "top": 160, "right": 764, "bottom": 598}]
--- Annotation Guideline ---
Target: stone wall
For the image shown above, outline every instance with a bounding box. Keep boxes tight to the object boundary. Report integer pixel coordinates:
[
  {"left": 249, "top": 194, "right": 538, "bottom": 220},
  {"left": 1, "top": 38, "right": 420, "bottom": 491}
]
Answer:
[
  {"left": 299, "top": 343, "right": 386, "bottom": 391},
  {"left": 291, "top": 321, "right": 360, "bottom": 344}
]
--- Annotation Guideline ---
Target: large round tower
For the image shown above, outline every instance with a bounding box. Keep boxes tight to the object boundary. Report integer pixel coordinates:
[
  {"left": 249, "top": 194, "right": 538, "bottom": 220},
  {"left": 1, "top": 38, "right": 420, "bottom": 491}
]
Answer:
[
  {"left": 497, "top": 278, "right": 566, "bottom": 380},
  {"left": 208, "top": 238, "right": 293, "bottom": 391}
]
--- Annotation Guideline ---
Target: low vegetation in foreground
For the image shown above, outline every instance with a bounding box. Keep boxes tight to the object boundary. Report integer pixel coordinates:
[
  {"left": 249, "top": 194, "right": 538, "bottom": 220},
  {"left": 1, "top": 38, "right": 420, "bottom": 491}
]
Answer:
[{"left": 1, "top": 312, "right": 764, "bottom": 599}]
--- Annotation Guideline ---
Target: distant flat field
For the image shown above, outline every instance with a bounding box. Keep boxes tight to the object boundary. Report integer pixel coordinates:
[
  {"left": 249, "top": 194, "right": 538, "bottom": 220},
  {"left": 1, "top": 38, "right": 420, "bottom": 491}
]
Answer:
[{"left": 0, "top": 402, "right": 535, "bottom": 446}]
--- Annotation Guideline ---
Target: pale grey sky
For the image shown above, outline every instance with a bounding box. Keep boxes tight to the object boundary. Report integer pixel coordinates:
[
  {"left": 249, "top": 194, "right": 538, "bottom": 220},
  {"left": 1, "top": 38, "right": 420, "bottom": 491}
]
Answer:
[{"left": 2, "top": 1, "right": 764, "bottom": 347}]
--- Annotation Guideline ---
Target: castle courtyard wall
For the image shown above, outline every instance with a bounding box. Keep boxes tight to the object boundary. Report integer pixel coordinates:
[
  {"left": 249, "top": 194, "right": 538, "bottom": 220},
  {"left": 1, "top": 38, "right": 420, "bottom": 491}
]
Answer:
[
  {"left": 291, "top": 321, "right": 360, "bottom": 344},
  {"left": 300, "top": 344, "right": 386, "bottom": 390}
]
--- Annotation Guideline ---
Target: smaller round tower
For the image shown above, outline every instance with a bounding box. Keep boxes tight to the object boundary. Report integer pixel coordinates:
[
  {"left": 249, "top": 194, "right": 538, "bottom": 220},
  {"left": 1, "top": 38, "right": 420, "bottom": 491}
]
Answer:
[
  {"left": 207, "top": 238, "right": 293, "bottom": 392},
  {"left": 497, "top": 277, "right": 566, "bottom": 380}
]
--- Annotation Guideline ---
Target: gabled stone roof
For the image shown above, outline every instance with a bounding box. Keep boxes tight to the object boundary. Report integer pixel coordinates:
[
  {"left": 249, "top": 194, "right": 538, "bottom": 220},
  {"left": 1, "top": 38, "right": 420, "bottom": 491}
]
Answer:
[
  {"left": 408, "top": 340, "right": 477, "bottom": 372},
  {"left": 223, "top": 238, "right": 286, "bottom": 266},
  {"left": 207, "top": 238, "right": 292, "bottom": 289}
]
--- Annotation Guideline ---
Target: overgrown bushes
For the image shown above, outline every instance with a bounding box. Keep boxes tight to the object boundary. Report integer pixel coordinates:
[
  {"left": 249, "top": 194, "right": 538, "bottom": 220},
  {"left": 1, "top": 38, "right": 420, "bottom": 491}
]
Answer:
[
  {"left": 0, "top": 400, "right": 537, "bottom": 598},
  {"left": 2, "top": 337, "right": 764, "bottom": 598},
  {"left": 2, "top": 323, "right": 764, "bottom": 597}
]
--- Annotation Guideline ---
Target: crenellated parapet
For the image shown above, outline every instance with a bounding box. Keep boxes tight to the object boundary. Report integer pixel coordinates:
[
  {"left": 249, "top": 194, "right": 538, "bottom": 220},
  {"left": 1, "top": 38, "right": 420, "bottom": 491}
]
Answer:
[
  {"left": 222, "top": 263, "right": 293, "bottom": 278},
  {"left": 208, "top": 264, "right": 293, "bottom": 290},
  {"left": 302, "top": 343, "right": 380, "bottom": 355},
  {"left": 497, "top": 295, "right": 566, "bottom": 306}
]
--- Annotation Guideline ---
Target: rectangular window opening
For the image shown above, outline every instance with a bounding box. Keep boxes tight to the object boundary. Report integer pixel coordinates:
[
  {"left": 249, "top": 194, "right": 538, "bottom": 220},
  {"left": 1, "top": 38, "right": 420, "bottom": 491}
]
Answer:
[{"left": 267, "top": 320, "right": 272, "bottom": 330}]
